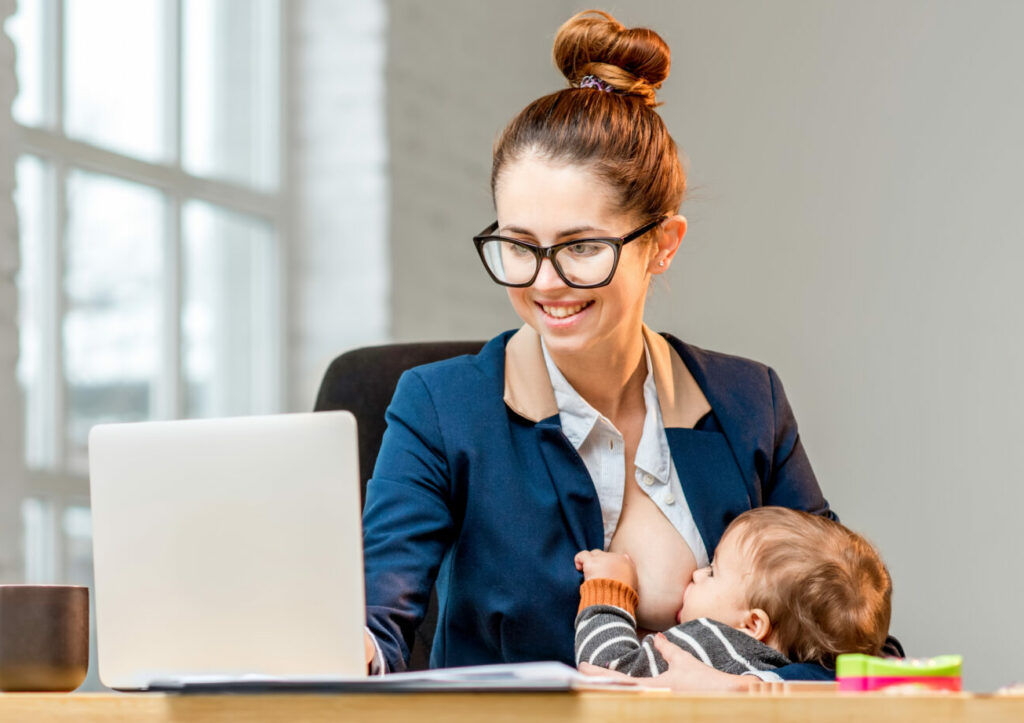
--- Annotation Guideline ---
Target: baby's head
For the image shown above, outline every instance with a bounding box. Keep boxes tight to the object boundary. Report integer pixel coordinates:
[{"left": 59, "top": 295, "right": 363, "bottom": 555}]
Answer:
[{"left": 677, "top": 507, "right": 891, "bottom": 668}]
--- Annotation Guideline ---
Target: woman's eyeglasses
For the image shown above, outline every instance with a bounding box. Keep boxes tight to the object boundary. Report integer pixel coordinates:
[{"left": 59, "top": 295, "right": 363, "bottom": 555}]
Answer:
[{"left": 472, "top": 217, "right": 665, "bottom": 289}]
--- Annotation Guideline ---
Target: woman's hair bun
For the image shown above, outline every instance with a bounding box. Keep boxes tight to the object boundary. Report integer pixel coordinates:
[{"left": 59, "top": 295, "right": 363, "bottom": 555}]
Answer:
[{"left": 553, "top": 9, "right": 671, "bottom": 107}]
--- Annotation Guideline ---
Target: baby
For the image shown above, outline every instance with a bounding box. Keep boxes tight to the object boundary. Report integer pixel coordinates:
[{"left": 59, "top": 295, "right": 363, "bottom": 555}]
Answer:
[{"left": 574, "top": 507, "right": 892, "bottom": 678}]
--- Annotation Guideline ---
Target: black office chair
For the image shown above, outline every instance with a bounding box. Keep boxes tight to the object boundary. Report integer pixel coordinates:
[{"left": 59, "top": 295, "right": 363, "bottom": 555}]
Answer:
[{"left": 314, "top": 340, "right": 485, "bottom": 671}]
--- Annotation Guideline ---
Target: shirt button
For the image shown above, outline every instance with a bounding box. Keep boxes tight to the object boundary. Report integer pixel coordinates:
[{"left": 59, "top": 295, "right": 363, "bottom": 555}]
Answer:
[
  {"left": 641, "top": 473, "right": 654, "bottom": 486},
  {"left": 664, "top": 493, "right": 675, "bottom": 505}
]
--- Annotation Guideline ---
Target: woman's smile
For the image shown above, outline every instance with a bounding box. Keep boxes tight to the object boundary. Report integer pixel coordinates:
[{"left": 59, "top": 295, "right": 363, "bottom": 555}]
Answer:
[{"left": 536, "top": 299, "right": 596, "bottom": 326}]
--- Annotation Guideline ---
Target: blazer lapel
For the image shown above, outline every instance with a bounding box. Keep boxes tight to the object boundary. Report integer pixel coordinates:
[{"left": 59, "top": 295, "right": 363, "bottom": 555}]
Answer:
[
  {"left": 648, "top": 329, "right": 757, "bottom": 550},
  {"left": 665, "top": 427, "right": 753, "bottom": 552},
  {"left": 643, "top": 326, "right": 711, "bottom": 427},
  {"left": 503, "top": 325, "right": 558, "bottom": 422},
  {"left": 535, "top": 418, "right": 604, "bottom": 552},
  {"left": 667, "top": 336, "right": 766, "bottom": 507},
  {"left": 503, "top": 326, "right": 604, "bottom": 552}
]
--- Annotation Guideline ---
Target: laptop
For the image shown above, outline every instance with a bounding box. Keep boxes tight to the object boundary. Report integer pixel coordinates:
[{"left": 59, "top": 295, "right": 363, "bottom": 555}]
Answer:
[{"left": 88, "top": 412, "right": 367, "bottom": 691}]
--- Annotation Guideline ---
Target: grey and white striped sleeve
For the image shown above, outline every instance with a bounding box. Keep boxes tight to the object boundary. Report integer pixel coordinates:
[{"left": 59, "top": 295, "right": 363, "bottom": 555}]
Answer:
[
  {"left": 664, "top": 618, "right": 792, "bottom": 676},
  {"left": 576, "top": 611, "right": 794, "bottom": 680},
  {"left": 574, "top": 604, "right": 667, "bottom": 677}
]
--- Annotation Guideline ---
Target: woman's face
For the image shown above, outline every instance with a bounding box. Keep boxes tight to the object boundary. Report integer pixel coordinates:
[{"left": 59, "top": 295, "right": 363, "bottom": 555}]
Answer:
[{"left": 493, "top": 155, "right": 682, "bottom": 358}]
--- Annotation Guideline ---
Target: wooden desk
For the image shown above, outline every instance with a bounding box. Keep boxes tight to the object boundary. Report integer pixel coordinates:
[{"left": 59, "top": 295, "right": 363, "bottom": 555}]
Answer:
[{"left": 1, "top": 691, "right": 1022, "bottom": 723}]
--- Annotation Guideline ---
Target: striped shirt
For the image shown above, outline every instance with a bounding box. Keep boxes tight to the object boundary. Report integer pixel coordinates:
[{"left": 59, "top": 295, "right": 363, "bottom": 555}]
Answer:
[{"left": 575, "top": 604, "right": 790, "bottom": 677}]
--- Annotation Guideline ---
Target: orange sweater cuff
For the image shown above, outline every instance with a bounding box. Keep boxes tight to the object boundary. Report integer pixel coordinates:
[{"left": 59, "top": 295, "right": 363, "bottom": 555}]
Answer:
[{"left": 578, "top": 578, "right": 639, "bottom": 617}]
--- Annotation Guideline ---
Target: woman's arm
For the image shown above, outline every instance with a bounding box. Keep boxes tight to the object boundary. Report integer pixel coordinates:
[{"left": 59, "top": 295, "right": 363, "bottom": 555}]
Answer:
[
  {"left": 362, "top": 369, "right": 456, "bottom": 672},
  {"left": 774, "top": 661, "right": 835, "bottom": 681},
  {"left": 580, "top": 633, "right": 757, "bottom": 691},
  {"left": 764, "top": 367, "right": 838, "bottom": 522},
  {"left": 762, "top": 366, "right": 842, "bottom": 681}
]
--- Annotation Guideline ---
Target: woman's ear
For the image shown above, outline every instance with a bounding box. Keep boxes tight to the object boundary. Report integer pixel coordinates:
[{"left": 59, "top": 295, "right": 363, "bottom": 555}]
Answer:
[
  {"left": 741, "top": 608, "right": 773, "bottom": 643},
  {"left": 648, "top": 214, "right": 686, "bottom": 275}
]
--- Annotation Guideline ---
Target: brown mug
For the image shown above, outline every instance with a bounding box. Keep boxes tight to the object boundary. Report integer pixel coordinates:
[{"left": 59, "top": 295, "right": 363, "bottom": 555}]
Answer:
[{"left": 0, "top": 585, "right": 89, "bottom": 692}]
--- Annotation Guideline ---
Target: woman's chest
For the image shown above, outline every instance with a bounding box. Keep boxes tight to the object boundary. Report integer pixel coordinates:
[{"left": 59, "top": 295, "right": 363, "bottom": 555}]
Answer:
[{"left": 608, "top": 434, "right": 699, "bottom": 631}]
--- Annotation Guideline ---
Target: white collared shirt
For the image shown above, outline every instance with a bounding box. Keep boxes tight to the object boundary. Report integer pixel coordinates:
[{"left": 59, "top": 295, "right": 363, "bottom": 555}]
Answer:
[{"left": 541, "top": 339, "right": 710, "bottom": 567}]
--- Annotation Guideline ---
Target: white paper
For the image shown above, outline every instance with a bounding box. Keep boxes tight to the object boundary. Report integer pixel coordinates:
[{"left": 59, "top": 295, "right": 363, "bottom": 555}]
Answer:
[
  {"left": 370, "top": 661, "right": 638, "bottom": 688},
  {"left": 156, "top": 661, "right": 640, "bottom": 692}
]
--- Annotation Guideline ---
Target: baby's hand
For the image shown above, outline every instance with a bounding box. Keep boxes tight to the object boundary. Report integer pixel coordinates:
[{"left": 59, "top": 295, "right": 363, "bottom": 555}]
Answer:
[{"left": 574, "top": 549, "right": 638, "bottom": 590}]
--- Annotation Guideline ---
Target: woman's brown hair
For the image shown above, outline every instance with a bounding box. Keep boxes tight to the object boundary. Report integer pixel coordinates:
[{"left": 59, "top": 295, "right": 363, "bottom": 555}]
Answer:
[{"left": 491, "top": 9, "right": 685, "bottom": 222}]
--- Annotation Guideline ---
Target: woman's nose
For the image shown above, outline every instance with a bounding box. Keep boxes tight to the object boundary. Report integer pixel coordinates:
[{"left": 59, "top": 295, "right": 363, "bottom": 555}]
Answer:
[{"left": 532, "top": 257, "right": 566, "bottom": 290}]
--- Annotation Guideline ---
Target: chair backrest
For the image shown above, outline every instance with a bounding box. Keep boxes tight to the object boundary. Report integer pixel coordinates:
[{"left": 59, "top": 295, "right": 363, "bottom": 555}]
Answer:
[{"left": 313, "top": 340, "right": 485, "bottom": 670}]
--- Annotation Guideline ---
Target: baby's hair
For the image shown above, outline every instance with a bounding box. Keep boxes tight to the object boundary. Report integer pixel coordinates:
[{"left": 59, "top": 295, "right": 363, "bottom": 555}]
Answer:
[
  {"left": 491, "top": 9, "right": 685, "bottom": 223},
  {"left": 726, "top": 507, "right": 892, "bottom": 669}
]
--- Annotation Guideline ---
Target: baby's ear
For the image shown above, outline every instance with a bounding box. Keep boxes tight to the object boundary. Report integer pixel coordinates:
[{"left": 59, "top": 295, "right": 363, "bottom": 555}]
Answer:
[{"left": 741, "top": 608, "right": 773, "bottom": 643}]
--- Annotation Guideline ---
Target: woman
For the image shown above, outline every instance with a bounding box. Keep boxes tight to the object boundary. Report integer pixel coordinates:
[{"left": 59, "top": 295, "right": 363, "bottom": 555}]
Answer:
[{"left": 361, "top": 9, "right": 834, "bottom": 687}]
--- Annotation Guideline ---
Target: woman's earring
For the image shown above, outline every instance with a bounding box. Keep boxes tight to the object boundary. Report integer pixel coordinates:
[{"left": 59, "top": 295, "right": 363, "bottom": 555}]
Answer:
[{"left": 658, "top": 260, "right": 665, "bottom": 267}]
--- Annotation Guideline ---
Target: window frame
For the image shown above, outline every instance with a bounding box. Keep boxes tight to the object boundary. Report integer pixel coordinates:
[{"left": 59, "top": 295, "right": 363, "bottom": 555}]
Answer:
[{"left": 11, "top": 0, "right": 289, "bottom": 582}]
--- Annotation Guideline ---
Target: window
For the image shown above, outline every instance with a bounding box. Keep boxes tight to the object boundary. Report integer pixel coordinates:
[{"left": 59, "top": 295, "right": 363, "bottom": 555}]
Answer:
[{"left": 7, "top": 0, "right": 283, "bottom": 599}]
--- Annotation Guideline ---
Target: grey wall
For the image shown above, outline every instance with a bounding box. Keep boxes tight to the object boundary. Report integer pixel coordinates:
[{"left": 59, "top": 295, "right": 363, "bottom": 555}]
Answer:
[
  {"left": 388, "top": 1, "right": 572, "bottom": 340},
  {"left": 388, "top": 0, "right": 1024, "bottom": 690}
]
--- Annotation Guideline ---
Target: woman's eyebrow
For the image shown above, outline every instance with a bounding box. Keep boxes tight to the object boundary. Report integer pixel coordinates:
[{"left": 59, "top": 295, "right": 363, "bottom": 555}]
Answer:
[{"left": 501, "top": 224, "right": 604, "bottom": 238}]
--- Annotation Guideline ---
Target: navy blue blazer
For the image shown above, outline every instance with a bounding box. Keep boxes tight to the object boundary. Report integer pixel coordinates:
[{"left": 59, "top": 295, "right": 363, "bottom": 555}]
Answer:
[{"left": 363, "top": 326, "right": 836, "bottom": 680}]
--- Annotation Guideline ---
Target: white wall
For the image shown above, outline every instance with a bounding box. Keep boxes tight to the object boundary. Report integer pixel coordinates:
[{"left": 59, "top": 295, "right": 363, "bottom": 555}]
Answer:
[
  {"left": 287, "top": 0, "right": 390, "bottom": 411},
  {"left": 386, "top": 0, "right": 1024, "bottom": 690}
]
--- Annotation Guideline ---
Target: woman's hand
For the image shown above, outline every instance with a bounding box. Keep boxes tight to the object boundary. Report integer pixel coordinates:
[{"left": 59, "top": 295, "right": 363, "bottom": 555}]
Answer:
[
  {"left": 579, "top": 633, "right": 755, "bottom": 692},
  {"left": 574, "top": 549, "right": 639, "bottom": 590},
  {"left": 364, "top": 630, "right": 377, "bottom": 669}
]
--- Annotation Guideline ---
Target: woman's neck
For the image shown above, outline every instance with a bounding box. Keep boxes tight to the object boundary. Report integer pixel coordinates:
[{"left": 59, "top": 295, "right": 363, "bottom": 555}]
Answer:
[{"left": 548, "top": 331, "right": 648, "bottom": 423}]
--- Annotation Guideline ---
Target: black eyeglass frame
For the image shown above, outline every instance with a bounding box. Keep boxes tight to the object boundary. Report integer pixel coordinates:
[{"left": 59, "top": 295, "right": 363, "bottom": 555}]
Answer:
[{"left": 472, "top": 216, "right": 667, "bottom": 289}]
